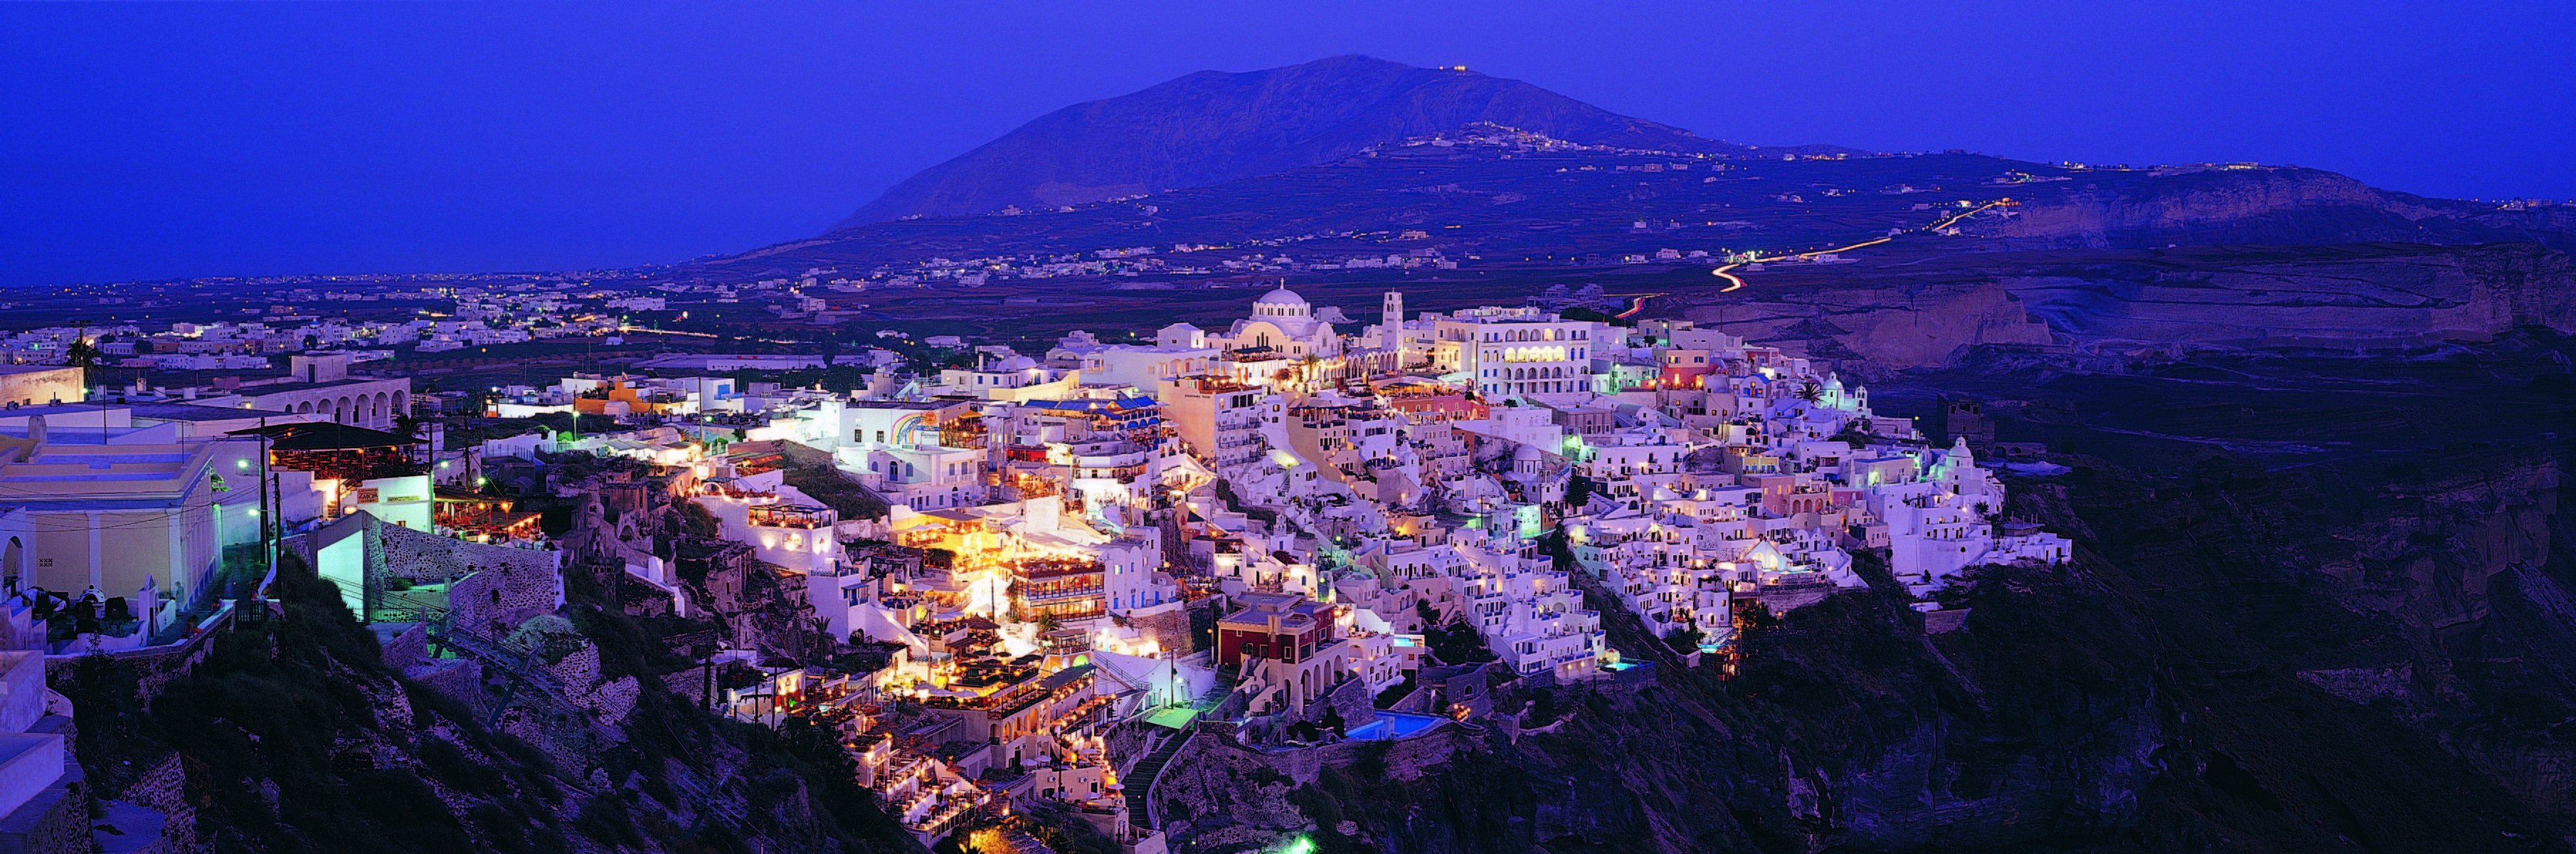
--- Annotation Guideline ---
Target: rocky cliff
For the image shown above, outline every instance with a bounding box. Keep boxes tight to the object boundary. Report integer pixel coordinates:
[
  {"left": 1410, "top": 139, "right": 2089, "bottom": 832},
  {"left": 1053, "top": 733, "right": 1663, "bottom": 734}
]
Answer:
[
  {"left": 2002, "top": 243, "right": 2576, "bottom": 351},
  {"left": 1674, "top": 243, "right": 2576, "bottom": 367},
  {"left": 1685, "top": 278, "right": 2058, "bottom": 367},
  {"left": 1184, "top": 449, "right": 2576, "bottom": 853},
  {"left": 1982, "top": 167, "right": 2576, "bottom": 252},
  {"left": 58, "top": 559, "right": 921, "bottom": 854}
]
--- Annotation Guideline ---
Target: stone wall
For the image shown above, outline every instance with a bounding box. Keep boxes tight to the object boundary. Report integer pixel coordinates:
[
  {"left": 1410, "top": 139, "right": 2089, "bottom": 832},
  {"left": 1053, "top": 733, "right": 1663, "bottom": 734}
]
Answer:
[
  {"left": 1421, "top": 663, "right": 1499, "bottom": 718},
  {"left": 0, "top": 781, "right": 85, "bottom": 854},
  {"left": 42, "top": 605, "right": 234, "bottom": 709},
  {"left": 112, "top": 752, "right": 194, "bottom": 852},
  {"left": 406, "top": 658, "right": 488, "bottom": 722},
  {"left": 0, "top": 715, "right": 85, "bottom": 854},
  {"left": 545, "top": 645, "right": 640, "bottom": 729},
  {"left": 379, "top": 621, "right": 430, "bottom": 672},
  {"left": 117, "top": 752, "right": 186, "bottom": 816},
  {"left": 1120, "top": 601, "right": 1197, "bottom": 657},
  {"left": 445, "top": 544, "right": 563, "bottom": 638},
  {"left": 375, "top": 514, "right": 558, "bottom": 584},
  {"left": 1105, "top": 718, "right": 1155, "bottom": 777},
  {"left": 1302, "top": 676, "right": 1378, "bottom": 732}
]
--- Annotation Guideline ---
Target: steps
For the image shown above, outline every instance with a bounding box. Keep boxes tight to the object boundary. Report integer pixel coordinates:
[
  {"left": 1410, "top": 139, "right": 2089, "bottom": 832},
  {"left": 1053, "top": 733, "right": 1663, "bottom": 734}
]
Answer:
[
  {"left": 1127, "top": 670, "right": 1241, "bottom": 829},
  {"left": 1125, "top": 732, "right": 1189, "bottom": 829},
  {"left": 1196, "top": 670, "right": 1237, "bottom": 711}
]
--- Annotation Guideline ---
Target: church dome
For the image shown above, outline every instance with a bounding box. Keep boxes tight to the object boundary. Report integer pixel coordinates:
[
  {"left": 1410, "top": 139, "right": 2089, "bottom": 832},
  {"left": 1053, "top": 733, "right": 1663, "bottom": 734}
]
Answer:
[{"left": 1252, "top": 287, "right": 1310, "bottom": 317}]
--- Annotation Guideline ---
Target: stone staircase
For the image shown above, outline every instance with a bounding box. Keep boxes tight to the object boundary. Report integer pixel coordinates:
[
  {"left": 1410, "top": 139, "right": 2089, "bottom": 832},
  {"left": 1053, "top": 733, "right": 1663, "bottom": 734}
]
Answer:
[
  {"left": 1124, "top": 730, "right": 1189, "bottom": 829},
  {"left": 1127, "top": 671, "right": 1239, "bottom": 829}
]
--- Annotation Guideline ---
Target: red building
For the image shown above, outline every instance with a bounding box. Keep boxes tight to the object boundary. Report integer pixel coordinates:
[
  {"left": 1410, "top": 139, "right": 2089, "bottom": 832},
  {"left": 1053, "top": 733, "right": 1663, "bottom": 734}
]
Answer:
[{"left": 1214, "top": 591, "right": 1337, "bottom": 669}]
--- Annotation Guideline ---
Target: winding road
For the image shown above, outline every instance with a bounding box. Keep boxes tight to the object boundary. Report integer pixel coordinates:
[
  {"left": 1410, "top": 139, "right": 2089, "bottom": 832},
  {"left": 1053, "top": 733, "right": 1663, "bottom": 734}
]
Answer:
[{"left": 1704, "top": 199, "right": 2016, "bottom": 293}]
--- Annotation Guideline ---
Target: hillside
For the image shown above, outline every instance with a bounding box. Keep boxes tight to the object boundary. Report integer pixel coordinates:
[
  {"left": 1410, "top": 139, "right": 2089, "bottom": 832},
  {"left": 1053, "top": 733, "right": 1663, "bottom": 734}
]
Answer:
[
  {"left": 58, "top": 556, "right": 922, "bottom": 854},
  {"left": 1140, "top": 334, "right": 2576, "bottom": 853},
  {"left": 834, "top": 55, "right": 1825, "bottom": 225},
  {"left": 734, "top": 132, "right": 2576, "bottom": 283}
]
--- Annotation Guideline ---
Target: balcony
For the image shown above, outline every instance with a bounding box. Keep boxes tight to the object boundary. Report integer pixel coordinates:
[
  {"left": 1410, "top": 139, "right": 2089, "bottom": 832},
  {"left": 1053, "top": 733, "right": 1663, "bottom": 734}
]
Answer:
[
  {"left": 1012, "top": 559, "right": 1103, "bottom": 581},
  {"left": 1021, "top": 583, "right": 1103, "bottom": 605},
  {"left": 748, "top": 503, "right": 834, "bottom": 529}
]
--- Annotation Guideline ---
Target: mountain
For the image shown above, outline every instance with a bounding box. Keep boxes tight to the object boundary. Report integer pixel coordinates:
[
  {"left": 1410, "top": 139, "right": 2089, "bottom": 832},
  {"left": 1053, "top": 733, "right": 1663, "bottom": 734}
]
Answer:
[
  {"left": 722, "top": 135, "right": 2576, "bottom": 279},
  {"left": 834, "top": 55, "right": 1823, "bottom": 227}
]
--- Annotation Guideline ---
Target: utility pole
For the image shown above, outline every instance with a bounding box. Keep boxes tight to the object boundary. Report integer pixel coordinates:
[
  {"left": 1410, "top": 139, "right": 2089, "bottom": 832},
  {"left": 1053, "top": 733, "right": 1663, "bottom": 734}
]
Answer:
[{"left": 256, "top": 418, "right": 272, "bottom": 579}]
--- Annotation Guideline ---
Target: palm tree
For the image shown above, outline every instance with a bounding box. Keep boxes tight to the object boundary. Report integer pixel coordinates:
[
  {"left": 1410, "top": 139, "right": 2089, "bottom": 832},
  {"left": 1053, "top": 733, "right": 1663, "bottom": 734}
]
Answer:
[{"left": 62, "top": 323, "right": 100, "bottom": 370}]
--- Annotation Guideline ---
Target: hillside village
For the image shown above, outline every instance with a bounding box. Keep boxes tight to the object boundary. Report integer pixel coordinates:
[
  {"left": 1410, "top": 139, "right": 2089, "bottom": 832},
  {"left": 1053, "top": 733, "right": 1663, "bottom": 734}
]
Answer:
[{"left": 0, "top": 281, "right": 2070, "bottom": 853}]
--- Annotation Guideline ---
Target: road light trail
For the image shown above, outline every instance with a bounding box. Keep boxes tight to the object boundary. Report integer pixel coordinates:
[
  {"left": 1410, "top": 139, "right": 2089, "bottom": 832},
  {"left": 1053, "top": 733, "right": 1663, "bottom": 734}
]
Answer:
[
  {"left": 1705, "top": 199, "right": 2015, "bottom": 293},
  {"left": 1922, "top": 199, "right": 2012, "bottom": 233},
  {"left": 1613, "top": 292, "right": 1667, "bottom": 319},
  {"left": 1710, "top": 262, "right": 1747, "bottom": 292}
]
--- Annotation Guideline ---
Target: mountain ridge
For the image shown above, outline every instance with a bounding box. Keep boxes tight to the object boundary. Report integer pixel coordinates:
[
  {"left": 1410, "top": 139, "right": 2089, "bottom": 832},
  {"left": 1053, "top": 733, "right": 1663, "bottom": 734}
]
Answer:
[{"left": 834, "top": 55, "right": 1840, "bottom": 227}]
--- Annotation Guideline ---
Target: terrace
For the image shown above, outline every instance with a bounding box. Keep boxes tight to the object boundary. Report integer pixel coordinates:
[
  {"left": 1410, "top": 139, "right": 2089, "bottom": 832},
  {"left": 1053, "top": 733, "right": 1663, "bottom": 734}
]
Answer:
[
  {"left": 433, "top": 488, "right": 542, "bottom": 540},
  {"left": 746, "top": 502, "right": 834, "bottom": 529}
]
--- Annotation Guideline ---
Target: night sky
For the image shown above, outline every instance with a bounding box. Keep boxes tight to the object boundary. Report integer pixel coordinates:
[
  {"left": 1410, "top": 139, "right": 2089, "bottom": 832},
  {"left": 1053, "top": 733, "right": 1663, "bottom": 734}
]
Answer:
[{"left": 6, "top": 1, "right": 2570, "bottom": 288}]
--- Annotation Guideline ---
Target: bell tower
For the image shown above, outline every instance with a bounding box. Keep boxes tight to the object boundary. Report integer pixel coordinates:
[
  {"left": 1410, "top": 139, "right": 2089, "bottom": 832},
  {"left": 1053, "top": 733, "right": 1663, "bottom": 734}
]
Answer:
[{"left": 1379, "top": 291, "right": 1406, "bottom": 354}]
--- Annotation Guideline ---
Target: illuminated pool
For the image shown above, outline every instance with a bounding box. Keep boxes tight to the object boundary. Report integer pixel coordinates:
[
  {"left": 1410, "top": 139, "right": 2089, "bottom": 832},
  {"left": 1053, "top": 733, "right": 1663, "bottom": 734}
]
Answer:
[{"left": 1344, "top": 711, "right": 1444, "bottom": 741}]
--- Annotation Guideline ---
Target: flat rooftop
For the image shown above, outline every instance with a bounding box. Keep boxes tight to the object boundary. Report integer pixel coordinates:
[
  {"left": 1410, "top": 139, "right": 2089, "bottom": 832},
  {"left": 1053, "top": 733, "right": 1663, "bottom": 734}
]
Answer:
[
  {"left": 233, "top": 376, "right": 407, "bottom": 394},
  {"left": 127, "top": 402, "right": 302, "bottom": 421}
]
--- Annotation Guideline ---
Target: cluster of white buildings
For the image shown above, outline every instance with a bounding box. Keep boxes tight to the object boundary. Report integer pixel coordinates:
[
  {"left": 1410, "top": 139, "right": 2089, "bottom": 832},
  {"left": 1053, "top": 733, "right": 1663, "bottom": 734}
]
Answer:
[
  {"left": 544, "top": 286, "right": 2073, "bottom": 694},
  {"left": 443, "top": 280, "right": 2075, "bottom": 717},
  {"left": 417, "top": 282, "right": 2073, "bottom": 850}
]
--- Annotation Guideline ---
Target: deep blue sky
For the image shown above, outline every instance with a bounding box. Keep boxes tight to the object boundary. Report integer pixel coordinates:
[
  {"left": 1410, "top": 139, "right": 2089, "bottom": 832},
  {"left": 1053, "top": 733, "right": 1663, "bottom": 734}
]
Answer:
[{"left": 6, "top": 1, "right": 2570, "bottom": 288}]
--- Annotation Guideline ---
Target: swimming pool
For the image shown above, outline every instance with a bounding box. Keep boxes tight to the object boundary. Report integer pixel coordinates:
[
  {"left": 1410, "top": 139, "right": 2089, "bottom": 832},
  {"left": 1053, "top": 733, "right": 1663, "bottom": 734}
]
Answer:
[{"left": 1344, "top": 711, "right": 1444, "bottom": 742}]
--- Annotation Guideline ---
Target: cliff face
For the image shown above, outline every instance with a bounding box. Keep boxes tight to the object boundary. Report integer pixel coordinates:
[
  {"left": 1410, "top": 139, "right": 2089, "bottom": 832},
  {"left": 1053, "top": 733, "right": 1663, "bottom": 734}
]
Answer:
[
  {"left": 835, "top": 56, "right": 1753, "bottom": 225},
  {"left": 2002, "top": 243, "right": 2576, "bottom": 350},
  {"left": 61, "top": 560, "right": 920, "bottom": 854},
  {"left": 2306, "top": 451, "right": 2576, "bottom": 823},
  {"left": 1672, "top": 243, "right": 2576, "bottom": 367},
  {"left": 1229, "top": 574, "right": 2556, "bottom": 853},
  {"left": 1988, "top": 169, "right": 2434, "bottom": 248},
  {"left": 1686, "top": 278, "right": 2058, "bottom": 367},
  {"left": 1981, "top": 167, "right": 2576, "bottom": 253}
]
